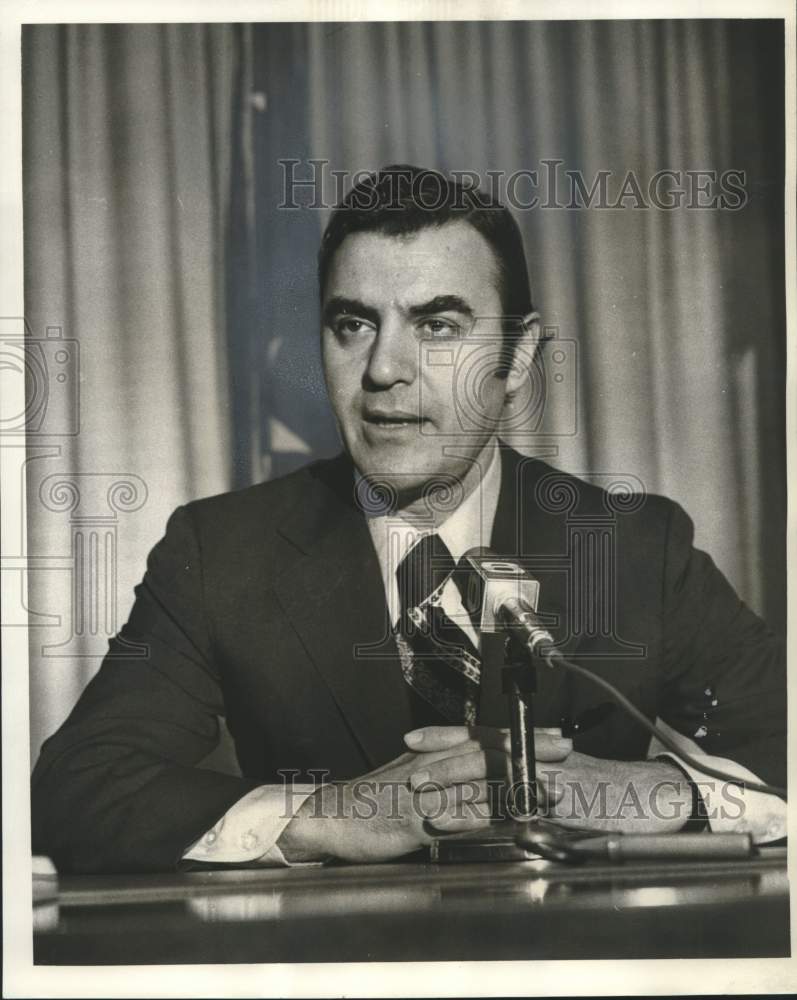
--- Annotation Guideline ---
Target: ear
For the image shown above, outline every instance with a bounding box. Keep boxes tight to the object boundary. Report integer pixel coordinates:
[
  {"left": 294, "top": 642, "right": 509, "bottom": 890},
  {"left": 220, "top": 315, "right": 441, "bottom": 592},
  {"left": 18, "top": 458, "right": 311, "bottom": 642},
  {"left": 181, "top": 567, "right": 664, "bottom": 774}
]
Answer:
[{"left": 504, "top": 311, "right": 542, "bottom": 398}]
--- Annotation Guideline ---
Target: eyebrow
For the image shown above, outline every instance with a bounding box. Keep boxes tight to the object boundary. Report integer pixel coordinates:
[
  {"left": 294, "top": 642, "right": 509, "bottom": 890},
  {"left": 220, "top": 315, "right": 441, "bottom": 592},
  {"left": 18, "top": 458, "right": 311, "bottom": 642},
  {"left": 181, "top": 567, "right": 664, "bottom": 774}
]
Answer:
[
  {"left": 322, "top": 294, "right": 475, "bottom": 328},
  {"left": 407, "top": 296, "right": 475, "bottom": 320},
  {"left": 322, "top": 297, "right": 381, "bottom": 329}
]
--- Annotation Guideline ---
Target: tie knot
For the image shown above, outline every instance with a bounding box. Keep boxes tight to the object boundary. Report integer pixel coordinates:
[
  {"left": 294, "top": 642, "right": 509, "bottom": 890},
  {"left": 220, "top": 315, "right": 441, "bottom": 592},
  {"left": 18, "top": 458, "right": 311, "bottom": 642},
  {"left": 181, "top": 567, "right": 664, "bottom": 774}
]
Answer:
[{"left": 396, "top": 533, "right": 457, "bottom": 613}]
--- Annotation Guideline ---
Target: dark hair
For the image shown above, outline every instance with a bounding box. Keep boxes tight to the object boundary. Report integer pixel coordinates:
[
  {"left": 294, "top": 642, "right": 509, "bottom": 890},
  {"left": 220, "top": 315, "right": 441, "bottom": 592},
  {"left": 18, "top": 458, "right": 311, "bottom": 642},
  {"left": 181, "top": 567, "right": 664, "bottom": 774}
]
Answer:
[{"left": 318, "top": 165, "right": 535, "bottom": 350}]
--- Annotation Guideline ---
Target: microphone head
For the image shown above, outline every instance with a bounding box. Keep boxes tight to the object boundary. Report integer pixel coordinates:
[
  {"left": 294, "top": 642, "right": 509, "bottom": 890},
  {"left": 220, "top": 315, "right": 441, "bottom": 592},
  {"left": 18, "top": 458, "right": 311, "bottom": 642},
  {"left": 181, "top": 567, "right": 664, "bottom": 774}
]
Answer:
[{"left": 458, "top": 547, "right": 541, "bottom": 634}]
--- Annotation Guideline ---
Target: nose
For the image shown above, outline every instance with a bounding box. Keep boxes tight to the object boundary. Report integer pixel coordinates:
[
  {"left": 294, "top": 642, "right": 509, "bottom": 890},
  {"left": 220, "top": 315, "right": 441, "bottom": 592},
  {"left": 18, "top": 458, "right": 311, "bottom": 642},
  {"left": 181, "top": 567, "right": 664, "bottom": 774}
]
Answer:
[{"left": 364, "top": 315, "right": 417, "bottom": 389}]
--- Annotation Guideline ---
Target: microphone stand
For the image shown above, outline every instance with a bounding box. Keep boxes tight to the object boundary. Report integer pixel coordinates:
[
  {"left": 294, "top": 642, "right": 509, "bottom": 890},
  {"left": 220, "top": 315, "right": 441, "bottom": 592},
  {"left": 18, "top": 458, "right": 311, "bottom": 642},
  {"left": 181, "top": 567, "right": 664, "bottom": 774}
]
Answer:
[
  {"left": 432, "top": 620, "right": 582, "bottom": 863},
  {"left": 502, "top": 632, "right": 539, "bottom": 821},
  {"left": 502, "top": 632, "right": 582, "bottom": 862}
]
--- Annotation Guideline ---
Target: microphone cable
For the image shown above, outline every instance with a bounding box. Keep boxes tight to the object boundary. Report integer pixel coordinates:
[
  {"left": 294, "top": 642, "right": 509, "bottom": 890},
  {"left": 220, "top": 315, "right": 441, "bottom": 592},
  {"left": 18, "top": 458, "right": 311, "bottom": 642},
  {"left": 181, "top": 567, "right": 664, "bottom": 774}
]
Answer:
[{"left": 541, "top": 646, "right": 786, "bottom": 799}]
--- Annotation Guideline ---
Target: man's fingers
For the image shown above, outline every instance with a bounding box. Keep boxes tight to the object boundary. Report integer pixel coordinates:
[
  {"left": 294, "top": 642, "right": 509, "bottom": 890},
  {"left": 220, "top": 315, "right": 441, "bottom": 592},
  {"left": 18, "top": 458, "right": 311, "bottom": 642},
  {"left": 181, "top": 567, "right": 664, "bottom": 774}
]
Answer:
[
  {"left": 536, "top": 766, "right": 566, "bottom": 805},
  {"left": 404, "top": 725, "right": 508, "bottom": 753},
  {"left": 404, "top": 725, "right": 572, "bottom": 761},
  {"left": 535, "top": 735, "right": 573, "bottom": 762},
  {"left": 415, "top": 779, "right": 490, "bottom": 818},
  {"left": 408, "top": 743, "right": 573, "bottom": 790},
  {"left": 410, "top": 748, "right": 509, "bottom": 789},
  {"left": 410, "top": 742, "right": 503, "bottom": 770},
  {"left": 428, "top": 810, "right": 496, "bottom": 834}
]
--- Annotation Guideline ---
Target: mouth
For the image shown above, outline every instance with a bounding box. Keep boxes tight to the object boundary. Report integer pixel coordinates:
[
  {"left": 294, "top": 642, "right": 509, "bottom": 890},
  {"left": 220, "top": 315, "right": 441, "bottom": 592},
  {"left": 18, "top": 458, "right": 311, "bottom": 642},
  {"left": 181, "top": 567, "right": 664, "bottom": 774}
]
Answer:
[{"left": 363, "top": 411, "right": 427, "bottom": 430}]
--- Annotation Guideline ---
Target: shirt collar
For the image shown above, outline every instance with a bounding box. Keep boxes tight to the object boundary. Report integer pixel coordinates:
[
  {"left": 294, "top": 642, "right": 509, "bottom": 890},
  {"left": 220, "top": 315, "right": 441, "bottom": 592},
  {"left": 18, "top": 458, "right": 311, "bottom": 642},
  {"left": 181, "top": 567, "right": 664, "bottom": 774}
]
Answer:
[
  {"left": 363, "top": 440, "right": 502, "bottom": 619},
  {"left": 436, "top": 440, "right": 502, "bottom": 562}
]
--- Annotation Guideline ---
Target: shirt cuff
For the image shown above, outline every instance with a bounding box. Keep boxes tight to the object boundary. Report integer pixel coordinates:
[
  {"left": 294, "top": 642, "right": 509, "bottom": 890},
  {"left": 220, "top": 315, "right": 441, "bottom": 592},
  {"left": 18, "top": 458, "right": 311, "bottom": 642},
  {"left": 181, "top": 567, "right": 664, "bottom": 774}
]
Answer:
[
  {"left": 182, "top": 783, "right": 322, "bottom": 866},
  {"left": 648, "top": 721, "right": 786, "bottom": 844}
]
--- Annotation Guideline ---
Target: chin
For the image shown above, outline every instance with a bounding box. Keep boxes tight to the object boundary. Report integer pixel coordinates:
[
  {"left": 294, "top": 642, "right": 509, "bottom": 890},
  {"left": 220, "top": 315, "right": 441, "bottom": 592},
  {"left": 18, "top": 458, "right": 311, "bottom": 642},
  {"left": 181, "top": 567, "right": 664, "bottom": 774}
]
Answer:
[
  {"left": 357, "top": 455, "right": 436, "bottom": 487},
  {"left": 351, "top": 438, "right": 429, "bottom": 475},
  {"left": 354, "top": 445, "right": 471, "bottom": 508}
]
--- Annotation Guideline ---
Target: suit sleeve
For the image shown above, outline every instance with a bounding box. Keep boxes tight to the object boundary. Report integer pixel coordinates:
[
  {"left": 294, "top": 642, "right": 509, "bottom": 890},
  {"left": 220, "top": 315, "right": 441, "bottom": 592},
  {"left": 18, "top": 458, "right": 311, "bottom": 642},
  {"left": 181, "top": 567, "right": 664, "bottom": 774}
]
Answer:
[
  {"left": 657, "top": 501, "right": 786, "bottom": 790},
  {"left": 31, "top": 505, "right": 262, "bottom": 873}
]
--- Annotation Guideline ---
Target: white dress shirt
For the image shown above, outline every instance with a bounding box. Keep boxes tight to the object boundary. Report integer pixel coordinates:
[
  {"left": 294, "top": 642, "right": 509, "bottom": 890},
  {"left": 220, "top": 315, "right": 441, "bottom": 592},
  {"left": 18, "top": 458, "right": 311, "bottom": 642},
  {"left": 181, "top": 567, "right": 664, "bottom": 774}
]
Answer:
[
  {"left": 184, "top": 441, "right": 784, "bottom": 865},
  {"left": 364, "top": 439, "right": 502, "bottom": 645}
]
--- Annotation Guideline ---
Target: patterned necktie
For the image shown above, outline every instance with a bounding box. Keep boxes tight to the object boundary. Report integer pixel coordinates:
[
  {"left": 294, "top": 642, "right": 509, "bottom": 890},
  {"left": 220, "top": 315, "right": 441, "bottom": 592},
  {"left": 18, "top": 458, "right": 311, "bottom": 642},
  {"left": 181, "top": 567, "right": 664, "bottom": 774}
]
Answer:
[{"left": 394, "top": 533, "right": 481, "bottom": 724}]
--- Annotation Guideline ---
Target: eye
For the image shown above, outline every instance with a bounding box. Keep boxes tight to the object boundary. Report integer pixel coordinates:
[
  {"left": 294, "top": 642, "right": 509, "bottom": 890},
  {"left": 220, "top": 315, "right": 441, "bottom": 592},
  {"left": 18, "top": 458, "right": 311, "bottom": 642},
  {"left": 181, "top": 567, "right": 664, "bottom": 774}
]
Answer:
[
  {"left": 334, "top": 317, "right": 375, "bottom": 338},
  {"left": 418, "top": 318, "right": 461, "bottom": 339}
]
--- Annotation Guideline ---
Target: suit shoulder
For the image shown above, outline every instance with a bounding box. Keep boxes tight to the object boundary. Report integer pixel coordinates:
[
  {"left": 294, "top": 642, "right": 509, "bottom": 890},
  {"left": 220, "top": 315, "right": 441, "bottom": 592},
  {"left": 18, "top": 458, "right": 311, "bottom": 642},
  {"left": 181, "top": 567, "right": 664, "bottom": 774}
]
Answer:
[
  {"left": 180, "top": 454, "right": 345, "bottom": 529},
  {"left": 513, "top": 454, "right": 681, "bottom": 530}
]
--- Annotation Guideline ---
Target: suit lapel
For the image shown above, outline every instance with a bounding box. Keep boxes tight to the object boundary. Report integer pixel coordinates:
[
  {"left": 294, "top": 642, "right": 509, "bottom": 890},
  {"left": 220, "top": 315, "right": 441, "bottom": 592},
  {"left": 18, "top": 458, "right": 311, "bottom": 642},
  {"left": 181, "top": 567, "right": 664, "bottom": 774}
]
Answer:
[{"left": 274, "top": 456, "right": 413, "bottom": 769}]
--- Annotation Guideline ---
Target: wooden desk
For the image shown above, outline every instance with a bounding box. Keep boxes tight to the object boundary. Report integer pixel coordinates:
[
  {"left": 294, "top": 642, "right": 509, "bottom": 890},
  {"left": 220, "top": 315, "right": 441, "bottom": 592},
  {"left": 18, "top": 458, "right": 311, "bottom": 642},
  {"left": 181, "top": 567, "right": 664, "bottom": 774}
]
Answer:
[{"left": 34, "top": 848, "right": 789, "bottom": 964}]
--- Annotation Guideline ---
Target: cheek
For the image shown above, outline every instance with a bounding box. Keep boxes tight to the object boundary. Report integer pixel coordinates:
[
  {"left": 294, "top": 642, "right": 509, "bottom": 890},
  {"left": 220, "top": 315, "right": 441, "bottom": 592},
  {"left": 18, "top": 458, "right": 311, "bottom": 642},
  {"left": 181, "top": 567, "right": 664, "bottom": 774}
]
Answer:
[
  {"left": 320, "top": 336, "right": 337, "bottom": 377},
  {"left": 424, "top": 364, "right": 457, "bottom": 400},
  {"left": 426, "top": 357, "right": 506, "bottom": 420},
  {"left": 326, "top": 376, "right": 358, "bottom": 416},
  {"left": 480, "top": 373, "right": 508, "bottom": 410},
  {"left": 322, "top": 346, "right": 358, "bottom": 407}
]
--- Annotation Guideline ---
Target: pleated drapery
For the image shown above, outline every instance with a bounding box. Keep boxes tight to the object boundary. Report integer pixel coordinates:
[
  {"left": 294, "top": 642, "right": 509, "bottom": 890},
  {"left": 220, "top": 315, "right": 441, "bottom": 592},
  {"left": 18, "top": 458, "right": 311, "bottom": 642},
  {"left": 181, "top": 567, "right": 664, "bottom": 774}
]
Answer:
[{"left": 23, "top": 24, "right": 240, "bottom": 756}]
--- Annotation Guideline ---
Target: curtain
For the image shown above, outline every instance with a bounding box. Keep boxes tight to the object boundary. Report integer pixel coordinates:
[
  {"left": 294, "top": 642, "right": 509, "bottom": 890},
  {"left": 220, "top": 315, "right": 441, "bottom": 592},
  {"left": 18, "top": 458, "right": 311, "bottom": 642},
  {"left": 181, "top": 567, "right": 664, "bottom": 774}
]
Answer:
[
  {"left": 23, "top": 24, "right": 240, "bottom": 758},
  {"left": 23, "top": 20, "right": 784, "bottom": 761}
]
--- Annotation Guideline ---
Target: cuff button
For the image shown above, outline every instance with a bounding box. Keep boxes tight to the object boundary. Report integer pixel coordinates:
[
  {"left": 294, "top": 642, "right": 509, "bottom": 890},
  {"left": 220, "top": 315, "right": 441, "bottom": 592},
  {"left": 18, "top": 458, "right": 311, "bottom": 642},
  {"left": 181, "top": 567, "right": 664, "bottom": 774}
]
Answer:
[{"left": 241, "top": 831, "right": 259, "bottom": 851}]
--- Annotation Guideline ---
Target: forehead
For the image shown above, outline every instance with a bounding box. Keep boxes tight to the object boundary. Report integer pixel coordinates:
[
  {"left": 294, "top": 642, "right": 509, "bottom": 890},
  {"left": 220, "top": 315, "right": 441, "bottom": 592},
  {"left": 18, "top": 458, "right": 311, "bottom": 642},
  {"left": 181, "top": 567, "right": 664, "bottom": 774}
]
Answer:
[{"left": 323, "top": 220, "right": 502, "bottom": 310}]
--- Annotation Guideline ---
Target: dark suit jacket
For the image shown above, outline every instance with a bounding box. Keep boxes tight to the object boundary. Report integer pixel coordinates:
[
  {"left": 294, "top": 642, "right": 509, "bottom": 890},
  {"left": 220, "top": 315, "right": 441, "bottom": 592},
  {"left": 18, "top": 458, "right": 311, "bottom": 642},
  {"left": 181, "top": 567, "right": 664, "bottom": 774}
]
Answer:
[{"left": 31, "top": 448, "right": 786, "bottom": 872}]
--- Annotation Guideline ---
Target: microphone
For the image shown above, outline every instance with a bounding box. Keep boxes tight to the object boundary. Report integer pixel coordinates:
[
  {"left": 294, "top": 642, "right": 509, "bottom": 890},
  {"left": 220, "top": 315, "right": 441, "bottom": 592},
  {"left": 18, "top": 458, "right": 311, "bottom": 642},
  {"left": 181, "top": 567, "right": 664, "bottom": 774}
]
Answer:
[
  {"left": 459, "top": 550, "right": 788, "bottom": 801},
  {"left": 458, "top": 547, "right": 556, "bottom": 658}
]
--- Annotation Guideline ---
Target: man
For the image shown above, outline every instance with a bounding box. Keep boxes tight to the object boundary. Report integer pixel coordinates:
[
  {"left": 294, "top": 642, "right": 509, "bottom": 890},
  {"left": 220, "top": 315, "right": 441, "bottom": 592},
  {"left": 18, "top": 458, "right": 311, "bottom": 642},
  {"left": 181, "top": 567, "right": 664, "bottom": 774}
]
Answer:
[{"left": 32, "top": 166, "right": 786, "bottom": 873}]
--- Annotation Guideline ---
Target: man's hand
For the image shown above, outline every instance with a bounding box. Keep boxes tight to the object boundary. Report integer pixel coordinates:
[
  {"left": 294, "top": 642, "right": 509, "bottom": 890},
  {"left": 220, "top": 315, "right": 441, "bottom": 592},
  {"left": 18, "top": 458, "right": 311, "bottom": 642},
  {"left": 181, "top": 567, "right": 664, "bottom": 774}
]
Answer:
[
  {"left": 413, "top": 734, "right": 694, "bottom": 835},
  {"left": 278, "top": 725, "right": 573, "bottom": 863},
  {"left": 536, "top": 752, "right": 693, "bottom": 834}
]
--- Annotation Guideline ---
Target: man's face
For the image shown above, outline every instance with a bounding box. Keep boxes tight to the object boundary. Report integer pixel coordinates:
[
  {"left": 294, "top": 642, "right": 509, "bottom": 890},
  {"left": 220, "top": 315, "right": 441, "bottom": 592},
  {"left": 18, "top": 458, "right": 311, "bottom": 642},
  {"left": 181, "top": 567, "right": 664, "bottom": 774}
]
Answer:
[{"left": 321, "top": 220, "right": 521, "bottom": 504}]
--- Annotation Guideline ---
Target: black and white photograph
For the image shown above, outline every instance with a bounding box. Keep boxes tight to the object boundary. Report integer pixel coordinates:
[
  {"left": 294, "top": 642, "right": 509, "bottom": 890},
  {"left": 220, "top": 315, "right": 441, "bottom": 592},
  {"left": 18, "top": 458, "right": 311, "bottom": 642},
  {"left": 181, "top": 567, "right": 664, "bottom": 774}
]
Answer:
[{"left": 2, "top": 0, "right": 795, "bottom": 995}]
